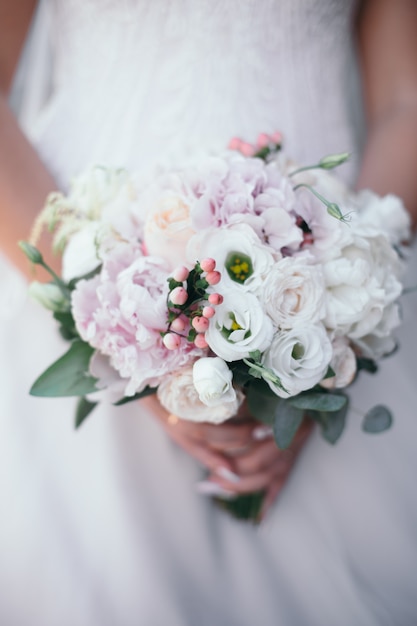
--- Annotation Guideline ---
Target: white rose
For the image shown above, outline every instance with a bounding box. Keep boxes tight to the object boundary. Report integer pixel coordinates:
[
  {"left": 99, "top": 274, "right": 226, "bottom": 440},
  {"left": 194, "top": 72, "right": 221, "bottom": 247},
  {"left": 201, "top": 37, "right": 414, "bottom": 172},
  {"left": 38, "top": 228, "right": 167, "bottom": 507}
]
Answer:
[
  {"left": 320, "top": 337, "right": 356, "bottom": 389},
  {"left": 206, "top": 290, "right": 274, "bottom": 362},
  {"left": 192, "top": 357, "right": 237, "bottom": 406},
  {"left": 157, "top": 366, "right": 243, "bottom": 424},
  {"left": 187, "top": 224, "right": 275, "bottom": 294},
  {"left": 144, "top": 191, "right": 195, "bottom": 269},
  {"left": 262, "top": 254, "right": 325, "bottom": 329},
  {"left": 262, "top": 323, "right": 333, "bottom": 397}
]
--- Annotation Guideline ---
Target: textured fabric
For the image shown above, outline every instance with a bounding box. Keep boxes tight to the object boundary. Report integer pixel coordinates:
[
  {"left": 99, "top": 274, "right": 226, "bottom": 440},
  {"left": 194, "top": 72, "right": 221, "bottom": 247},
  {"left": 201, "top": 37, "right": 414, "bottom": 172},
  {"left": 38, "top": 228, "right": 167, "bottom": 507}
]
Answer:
[{"left": 1, "top": 2, "right": 417, "bottom": 625}]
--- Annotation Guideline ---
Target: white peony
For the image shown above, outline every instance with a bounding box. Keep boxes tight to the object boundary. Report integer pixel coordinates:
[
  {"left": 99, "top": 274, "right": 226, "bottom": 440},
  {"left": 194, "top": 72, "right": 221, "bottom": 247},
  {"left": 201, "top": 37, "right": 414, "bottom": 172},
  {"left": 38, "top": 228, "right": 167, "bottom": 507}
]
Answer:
[
  {"left": 261, "top": 253, "right": 326, "bottom": 329},
  {"left": 262, "top": 323, "right": 333, "bottom": 397},
  {"left": 354, "top": 190, "right": 411, "bottom": 246},
  {"left": 323, "top": 232, "right": 403, "bottom": 339},
  {"left": 157, "top": 366, "right": 243, "bottom": 424},
  {"left": 187, "top": 223, "right": 275, "bottom": 294},
  {"left": 205, "top": 290, "right": 274, "bottom": 362}
]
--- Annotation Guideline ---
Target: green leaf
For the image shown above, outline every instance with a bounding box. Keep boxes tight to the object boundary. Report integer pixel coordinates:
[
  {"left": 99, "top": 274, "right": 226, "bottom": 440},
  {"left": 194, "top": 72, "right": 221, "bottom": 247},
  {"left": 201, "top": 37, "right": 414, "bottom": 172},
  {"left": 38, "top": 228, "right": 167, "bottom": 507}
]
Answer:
[
  {"left": 229, "top": 361, "right": 253, "bottom": 387},
  {"left": 113, "top": 386, "right": 157, "bottom": 405},
  {"left": 53, "top": 311, "right": 79, "bottom": 341},
  {"left": 323, "top": 365, "right": 336, "bottom": 380},
  {"left": 246, "top": 381, "right": 279, "bottom": 425},
  {"left": 362, "top": 405, "right": 393, "bottom": 434},
  {"left": 356, "top": 357, "right": 378, "bottom": 374},
  {"left": 273, "top": 401, "right": 304, "bottom": 449},
  {"left": 289, "top": 392, "right": 347, "bottom": 413},
  {"left": 313, "top": 402, "right": 348, "bottom": 444},
  {"left": 75, "top": 397, "right": 97, "bottom": 428},
  {"left": 30, "top": 340, "right": 98, "bottom": 397}
]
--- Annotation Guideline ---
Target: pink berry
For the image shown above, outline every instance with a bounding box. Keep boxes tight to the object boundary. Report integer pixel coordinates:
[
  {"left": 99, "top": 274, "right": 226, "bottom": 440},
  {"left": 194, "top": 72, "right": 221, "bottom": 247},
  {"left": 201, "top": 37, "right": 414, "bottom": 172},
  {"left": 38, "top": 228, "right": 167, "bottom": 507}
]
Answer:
[
  {"left": 170, "top": 286, "right": 188, "bottom": 306},
  {"left": 228, "top": 137, "right": 242, "bottom": 151},
  {"left": 163, "top": 333, "right": 181, "bottom": 350},
  {"left": 194, "top": 333, "right": 209, "bottom": 349},
  {"left": 271, "top": 130, "right": 283, "bottom": 144},
  {"left": 171, "top": 266, "right": 190, "bottom": 282},
  {"left": 256, "top": 133, "right": 270, "bottom": 148},
  {"left": 200, "top": 257, "right": 216, "bottom": 273},
  {"left": 192, "top": 316, "right": 210, "bottom": 333},
  {"left": 171, "top": 316, "right": 187, "bottom": 332},
  {"left": 208, "top": 293, "right": 223, "bottom": 305},
  {"left": 205, "top": 271, "right": 221, "bottom": 286},
  {"left": 202, "top": 306, "right": 215, "bottom": 319},
  {"left": 239, "top": 141, "right": 255, "bottom": 157}
]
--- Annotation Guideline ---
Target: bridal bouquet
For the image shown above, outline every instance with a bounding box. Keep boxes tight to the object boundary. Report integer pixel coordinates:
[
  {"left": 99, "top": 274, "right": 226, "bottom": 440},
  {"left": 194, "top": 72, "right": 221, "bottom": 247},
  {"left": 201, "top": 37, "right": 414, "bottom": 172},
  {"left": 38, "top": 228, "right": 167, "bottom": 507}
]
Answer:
[{"left": 21, "top": 132, "right": 410, "bottom": 519}]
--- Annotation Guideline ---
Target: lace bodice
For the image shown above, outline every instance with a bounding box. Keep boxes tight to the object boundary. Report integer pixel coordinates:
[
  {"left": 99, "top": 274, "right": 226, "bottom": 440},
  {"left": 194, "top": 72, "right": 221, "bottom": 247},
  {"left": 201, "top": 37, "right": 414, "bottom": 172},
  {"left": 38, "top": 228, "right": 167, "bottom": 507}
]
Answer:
[{"left": 22, "top": 0, "right": 363, "bottom": 187}]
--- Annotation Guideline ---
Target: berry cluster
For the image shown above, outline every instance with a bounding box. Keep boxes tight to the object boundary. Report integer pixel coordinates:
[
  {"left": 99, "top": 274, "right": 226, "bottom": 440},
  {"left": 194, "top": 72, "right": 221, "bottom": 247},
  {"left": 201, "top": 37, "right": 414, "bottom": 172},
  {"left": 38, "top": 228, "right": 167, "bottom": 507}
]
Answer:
[{"left": 162, "top": 258, "right": 223, "bottom": 350}]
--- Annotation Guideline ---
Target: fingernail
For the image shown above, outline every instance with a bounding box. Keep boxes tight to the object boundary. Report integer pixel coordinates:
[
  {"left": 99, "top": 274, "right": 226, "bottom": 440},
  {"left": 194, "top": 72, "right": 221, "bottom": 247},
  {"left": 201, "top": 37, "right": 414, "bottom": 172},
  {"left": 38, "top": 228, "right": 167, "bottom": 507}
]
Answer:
[
  {"left": 215, "top": 467, "right": 241, "bottom": 483},
  {"left": 196, "top": 481, "right": 235, "bottom": 499},
  {"left": 252, "top": 426, "right": 274, "bottom": 441}
]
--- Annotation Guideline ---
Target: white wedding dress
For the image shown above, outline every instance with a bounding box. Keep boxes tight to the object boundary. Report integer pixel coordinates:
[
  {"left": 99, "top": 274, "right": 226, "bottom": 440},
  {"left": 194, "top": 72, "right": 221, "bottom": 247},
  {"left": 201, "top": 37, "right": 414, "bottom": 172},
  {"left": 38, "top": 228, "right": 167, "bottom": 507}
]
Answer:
[{"left": 1, "top": 1, "right": 417, "bottom": 625}]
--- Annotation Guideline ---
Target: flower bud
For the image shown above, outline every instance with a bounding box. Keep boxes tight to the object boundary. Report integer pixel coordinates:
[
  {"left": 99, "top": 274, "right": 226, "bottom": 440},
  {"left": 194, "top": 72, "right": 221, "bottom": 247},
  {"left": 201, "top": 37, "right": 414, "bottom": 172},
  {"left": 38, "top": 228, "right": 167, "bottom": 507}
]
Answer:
[
  {"left": 239, "top": 142, "right": 255, "bottom": 157},
  {"left": 202, "top": 306, "right": 215, "bottom": 319},
  {"left": 169, "top": 286, "right": 188, "bottom": 306},
  {"left": 18, "top": 241, "right": 43, "bottom": 265},
  {"left": 28, "top": 281, "right": 70, "bottom": 312},
  {"left": 200, "top": 258, "right": 216, "bottom": 273},
  {"left": 270, "top": 130, "right": 283, "bottom": 144},
  {"left": 171, "top": 316, "right": 187, "bottom": 332},
  {"left": 256, "top": 133, "right": 270, "bottom": 148},
  {"left": 172, "top": 266, "right": 190, "bottom": 282},
  {"left": 163, "top": 333, "right": 182, "bottom": 350},
  {"left": 194, "top": 333, "right": 208, "bottom": 349},
  {"left": 319, "top": 152, "right": 350, "bottom": 169},
  {"left": 192, "top": 316, "right": 210, "bottom": 333},
  {"left": 228, "top": 137, "right": 242, "bottom": 151},
  {"left": 205, "top": 271, "right": 221, "bottom": 286},
  {"left": 208, "top": 292, "right": 224, "bottom": 305}
]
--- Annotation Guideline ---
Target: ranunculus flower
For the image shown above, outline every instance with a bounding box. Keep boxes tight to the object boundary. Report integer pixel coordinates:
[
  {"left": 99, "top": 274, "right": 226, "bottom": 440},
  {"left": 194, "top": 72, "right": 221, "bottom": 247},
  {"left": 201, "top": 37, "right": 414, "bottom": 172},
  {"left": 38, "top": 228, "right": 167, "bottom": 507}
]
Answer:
[
  {"left": 262, "top": 323, "right": 333, "bottom": 397},
  {"left": 192, "top": 357, "right": 237, "bottom": 406},
  {"left": 157, "top": 366, "right": 244, "bottom": 424},
  {"left": 205, "top": 290, "right": 273, "bottom": 361},
  {"left": 261, "top": 253, "right": 326, "bottom": 329},
  {"left": 143, "top": 191, "right": 196, "bottom": 269}
]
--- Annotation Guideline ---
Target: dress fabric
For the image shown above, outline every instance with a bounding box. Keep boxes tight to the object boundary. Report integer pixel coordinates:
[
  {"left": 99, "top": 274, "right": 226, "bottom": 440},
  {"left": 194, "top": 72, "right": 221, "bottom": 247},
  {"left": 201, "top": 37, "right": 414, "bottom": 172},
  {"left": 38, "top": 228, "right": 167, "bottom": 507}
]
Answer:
[{"left": 1, "top": 1, "right": 417, "bottom": 625}]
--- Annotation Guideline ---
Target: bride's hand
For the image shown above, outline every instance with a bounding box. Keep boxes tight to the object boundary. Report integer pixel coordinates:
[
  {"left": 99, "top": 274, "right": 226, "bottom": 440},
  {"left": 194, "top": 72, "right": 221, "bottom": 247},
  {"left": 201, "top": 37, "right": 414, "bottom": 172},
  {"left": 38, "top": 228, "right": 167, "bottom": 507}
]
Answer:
[{"left": 141, "top": 395, "right": 313, "bottom": 518}]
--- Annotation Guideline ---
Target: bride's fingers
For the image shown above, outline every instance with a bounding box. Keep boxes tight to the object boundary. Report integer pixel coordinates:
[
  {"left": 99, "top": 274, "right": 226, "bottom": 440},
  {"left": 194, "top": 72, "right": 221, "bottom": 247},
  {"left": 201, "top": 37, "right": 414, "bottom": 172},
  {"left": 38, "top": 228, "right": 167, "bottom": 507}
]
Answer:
[
  {"left": 258, "top": 477, "right": 286, "bottom": 523},
  {"left": 232, "top": 438, "right": 287, "bottom": 476},
  {"left": 209, "top": 455, "right": 292, "bottom": 494}
]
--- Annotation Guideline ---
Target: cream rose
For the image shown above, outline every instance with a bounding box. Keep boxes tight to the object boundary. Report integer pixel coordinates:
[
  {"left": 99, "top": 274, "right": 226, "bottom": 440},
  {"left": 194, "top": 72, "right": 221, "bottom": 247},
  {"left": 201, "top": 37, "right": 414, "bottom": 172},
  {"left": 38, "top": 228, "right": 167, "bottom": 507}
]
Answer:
[
  {"left": 144, "top": 191, "right": 195, "bottom": 269},
  {"left": 261, "top": 254, "right": 325, "bottom": 329},
  {"left": 157, "top": 366, "right": 243, "bottom": 424}
]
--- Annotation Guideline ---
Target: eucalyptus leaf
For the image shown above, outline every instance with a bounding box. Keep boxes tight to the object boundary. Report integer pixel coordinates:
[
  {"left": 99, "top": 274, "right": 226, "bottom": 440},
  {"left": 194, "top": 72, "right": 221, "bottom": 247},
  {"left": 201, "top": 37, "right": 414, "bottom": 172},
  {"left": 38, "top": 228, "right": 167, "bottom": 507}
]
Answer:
[
  {"left": 273, "top": 401, "right": 304, "bottom": 449},
  {"left": 246, "top": 381, "right": 279, "bottom": 426},
  {"left": 362, "top": 405, "right": 393, "bottom": 434},
  {"left": 75, "top": 397, "right": 98, "bottom": 429},
  {"left": 289, "top": 392, "right": 347, "bottom": 413},
  {"left": 30, "top": 340, "right": 98, "bottom": 397},
  {"left": 114, "top": 386, "right": 157, "bottom": 405},
  {"left": 313, "top": 402, "right": 348, "bottom": 444}
]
